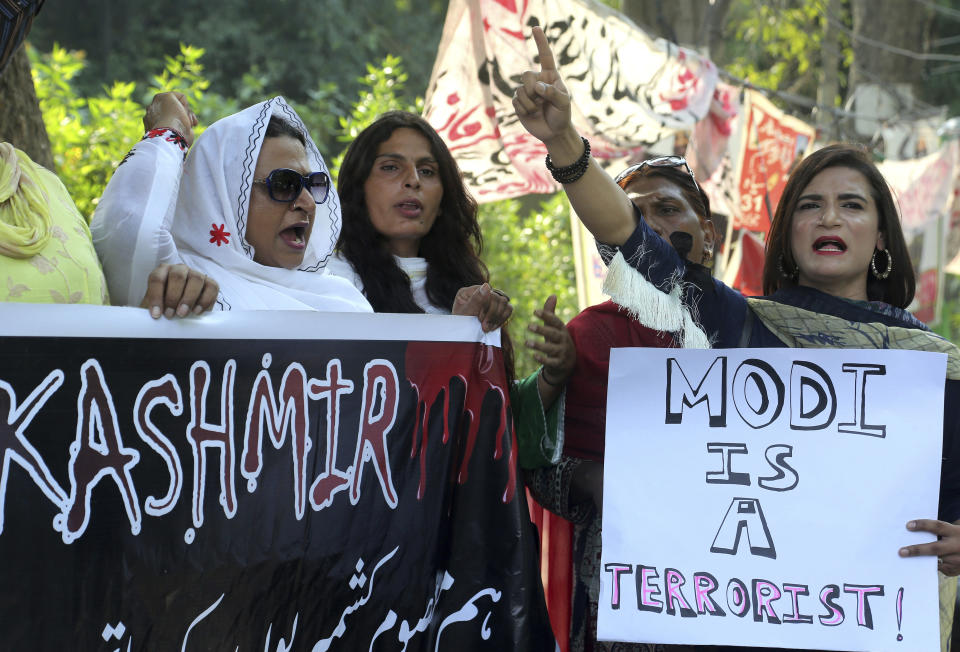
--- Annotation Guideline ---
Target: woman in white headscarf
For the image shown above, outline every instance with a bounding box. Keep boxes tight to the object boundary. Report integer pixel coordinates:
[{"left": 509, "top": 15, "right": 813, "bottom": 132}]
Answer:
[{"left": 92, "top": 92, "right": 372, "bottom": 314}]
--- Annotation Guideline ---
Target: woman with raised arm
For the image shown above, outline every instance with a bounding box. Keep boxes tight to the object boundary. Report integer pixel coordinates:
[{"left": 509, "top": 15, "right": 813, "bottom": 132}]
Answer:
[
  {"left": 526, "top": 157, "right": 717, "bottom": 652},
  {"left": 92, "top": 92, "right": 372, "bottom": 314},
  {"left": 0, "top": 107, "right": 216, "bottom": 318},
  {"left": 513, "top": 23, "right": 960, "bottom": 643}
]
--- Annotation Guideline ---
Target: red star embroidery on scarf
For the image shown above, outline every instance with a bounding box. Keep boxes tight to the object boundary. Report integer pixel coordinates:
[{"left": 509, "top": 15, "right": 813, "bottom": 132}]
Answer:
[{"left": 209, "top": 223, "right": 231, "bottom": 246}]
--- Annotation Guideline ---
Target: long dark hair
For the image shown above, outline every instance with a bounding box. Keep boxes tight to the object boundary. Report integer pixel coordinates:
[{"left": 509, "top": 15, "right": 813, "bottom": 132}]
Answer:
[
  {"left": 337, "top": 111, "right": 514, "bottom": 380},
  {"left": 762, "top": 143, "right": 914, "bottom": 307}
]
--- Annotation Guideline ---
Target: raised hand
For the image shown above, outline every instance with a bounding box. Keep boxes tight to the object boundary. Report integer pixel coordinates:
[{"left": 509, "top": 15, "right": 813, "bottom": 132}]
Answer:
[
  {"left": 526, "top": 295, "right": 575, "bottom": 386},
  {"left": 513, "top": 28, "right": 640, "bottom": 246},
  {"left": 512, "top": 26, "right": 574, "bottom": 145},
  {"left": 143, "top": 91, "right": 199, "bottom": 146}
]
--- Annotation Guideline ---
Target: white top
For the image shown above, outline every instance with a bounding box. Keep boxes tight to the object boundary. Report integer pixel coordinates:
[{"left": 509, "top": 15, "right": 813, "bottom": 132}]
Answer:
[
  {"left": 327, "top": 251, "right": 448, "bottom": 314},
  {"left": 91, "top": 97, "right": 372, "bottom": 313}
]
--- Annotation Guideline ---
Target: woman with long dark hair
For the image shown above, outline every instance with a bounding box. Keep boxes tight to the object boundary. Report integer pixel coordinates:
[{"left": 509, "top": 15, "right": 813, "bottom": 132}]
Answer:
[
  {"left": 329, "top": 110, "right": 571, "bottom": 651},
  {"left": 334, "top": 112, "right": 493, "bottom": 316},
  {"left": 328, "top": 111, "right": 576, "bottom": 468}
]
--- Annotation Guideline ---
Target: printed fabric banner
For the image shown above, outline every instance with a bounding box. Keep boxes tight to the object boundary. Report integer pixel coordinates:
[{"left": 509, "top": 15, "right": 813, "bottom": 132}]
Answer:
[
  {"left": 686, "top": 82, "right": 743, "bottom": 238},
  {"left": 424, "top": 0, "right": 718, "bottom": 202},
  {"left": 598, "top": 347, "right": 944, "bottom": 651},
  {"left": 880, "top": 141, "right": 960, "bottom": 324},
  {"left": 879, "top": 141, "right": 960, "bottom": 234},
  {"left": 0, "top": 304, "right": 556, "bottom": 651},
  {"left": 733, "top": 90, "right": 815, "bottom": 232},
  {"left": 686, "top": 81, "right": 742, "bottom": 187}
]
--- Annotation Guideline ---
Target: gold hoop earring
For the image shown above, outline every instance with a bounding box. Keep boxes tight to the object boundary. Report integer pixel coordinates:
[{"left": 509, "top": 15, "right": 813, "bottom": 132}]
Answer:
[{"left": 871, "top": 248, "right": 892, "bottom": 280}]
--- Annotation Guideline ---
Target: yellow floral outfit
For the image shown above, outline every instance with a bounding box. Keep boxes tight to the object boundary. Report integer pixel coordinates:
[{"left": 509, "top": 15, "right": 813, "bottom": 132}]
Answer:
[{"left": 0, "top": 143, "right": 107, "bottom": 305}]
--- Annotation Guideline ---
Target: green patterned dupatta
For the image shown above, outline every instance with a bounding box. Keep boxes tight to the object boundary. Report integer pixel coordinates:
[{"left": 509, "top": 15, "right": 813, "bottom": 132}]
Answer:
[{"left": 747, "top": 292, "right": 960, "bottom": 381}]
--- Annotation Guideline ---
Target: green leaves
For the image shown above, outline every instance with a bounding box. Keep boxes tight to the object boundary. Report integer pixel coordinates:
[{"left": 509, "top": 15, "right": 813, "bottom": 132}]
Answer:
[
  {"left": 148, "top": 44, "right": 210, "bottom": 110},
  {"left": 723, "top": 0, "right": 850, "bottom": 107},
  {"left": 328, "top": 54, "right": 420, "bottom": 178},
  {"left": 30, "top": 44, "right": 141, "bottom": 220},
  {"left": 30, "top": 44, "right": 218, "bottom": 221},
  {"left": 478, "top": 196, "right": 578, "bottom": 378}
]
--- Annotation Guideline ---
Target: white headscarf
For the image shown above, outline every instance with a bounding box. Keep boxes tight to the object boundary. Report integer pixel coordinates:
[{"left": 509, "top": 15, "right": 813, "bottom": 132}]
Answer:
[{"left": 173, "top": 97, "right": 371, "bottom": 312}]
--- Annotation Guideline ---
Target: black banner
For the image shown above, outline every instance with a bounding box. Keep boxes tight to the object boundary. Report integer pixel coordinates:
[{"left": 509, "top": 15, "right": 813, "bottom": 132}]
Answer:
[{"left": 0, "top": 305, "right": 555, "bottom": 650}]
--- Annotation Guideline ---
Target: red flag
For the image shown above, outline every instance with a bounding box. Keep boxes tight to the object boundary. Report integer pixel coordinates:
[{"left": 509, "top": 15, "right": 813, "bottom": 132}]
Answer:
[{"left": 730, "top": 230, "right": 765, "bottom": 298}]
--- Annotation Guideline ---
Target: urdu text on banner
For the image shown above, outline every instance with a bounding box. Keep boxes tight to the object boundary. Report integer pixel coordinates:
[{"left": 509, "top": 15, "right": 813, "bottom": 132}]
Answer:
[
  {"left": 424, "top": 0, "right": 718, "bottom": 202},
  {"left": 598, "top": 346, "right": 943, "bottom": 651},
  {"left": 731, "top": 90, "right": 816, "bottom": 233}
]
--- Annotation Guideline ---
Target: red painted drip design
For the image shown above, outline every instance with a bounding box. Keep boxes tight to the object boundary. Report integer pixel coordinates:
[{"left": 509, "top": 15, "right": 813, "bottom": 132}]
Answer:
[{"left": 405, "top": 342, "right": 515, "bottom": 503}]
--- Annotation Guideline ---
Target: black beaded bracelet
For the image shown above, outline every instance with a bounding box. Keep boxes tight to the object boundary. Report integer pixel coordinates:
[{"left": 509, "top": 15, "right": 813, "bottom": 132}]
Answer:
[
  {"left": 539, "top": 365, "right": 563, "bottom": 387},
  {"left": 545, "top": 136, "right": 591, "bottom": 184}
]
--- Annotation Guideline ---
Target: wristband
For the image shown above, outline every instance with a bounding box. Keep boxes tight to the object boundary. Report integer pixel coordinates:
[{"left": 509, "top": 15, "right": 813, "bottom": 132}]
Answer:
[
  {"left": 539, "top": 365, "right": 564, "bottom": 387},
  {"left": 545, "top": 136, "right": 591, "bottom": 185}
]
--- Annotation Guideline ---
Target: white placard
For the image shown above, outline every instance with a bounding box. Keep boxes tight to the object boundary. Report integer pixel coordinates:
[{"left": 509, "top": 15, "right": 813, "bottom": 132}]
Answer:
[{"left": 599, "top": 347, "right": 945, "bottom": 651}]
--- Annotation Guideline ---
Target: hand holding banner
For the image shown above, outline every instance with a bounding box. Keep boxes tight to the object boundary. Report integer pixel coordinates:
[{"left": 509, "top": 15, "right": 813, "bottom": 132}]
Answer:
[
  {"left": 599, "top": 347, "right": 944, "bottom": 651},
  {"left": 0, "top": 304, "right": 555, "bottom": 651}
]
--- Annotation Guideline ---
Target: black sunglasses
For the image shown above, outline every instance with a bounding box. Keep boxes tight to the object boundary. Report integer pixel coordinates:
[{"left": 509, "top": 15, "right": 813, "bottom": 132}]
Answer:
[
  {"left": 614, "top": 156, "right": 702, "bottom": 197},
  {"left": 253, "top": 168, "right": 330, "bottom": 204}
]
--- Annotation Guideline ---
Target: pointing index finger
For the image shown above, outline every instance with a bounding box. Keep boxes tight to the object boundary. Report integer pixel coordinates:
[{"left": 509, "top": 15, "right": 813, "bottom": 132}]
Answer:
[
  {"left": 532, "top": 26, "right": 556, "bottom": 73},
  {"left": 542, "top": 294, "right": 558, "bottom": 315}
]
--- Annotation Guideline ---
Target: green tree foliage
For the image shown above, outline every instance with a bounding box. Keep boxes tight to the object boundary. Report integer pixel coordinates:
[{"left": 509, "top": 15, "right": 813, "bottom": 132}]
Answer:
[
  {"left": 939, "top": 275, "right": 960, "bottom": 342},
  {"left": 721, "top": 0, "right": 851, "bottom": 105},
  {"left": 27, "top": 0, "right": 445, "bottom": 121},
  {"left": 923, "top": 0, "right": 960, "bottom": 117},
  {"left": 478, "top": 197, "right": 578, "bottom": 378},
  {"left": 30, "top": 44, "right": 215, "bottom": 219},
  {"left": 30, "top": 44, "right": 141, "bottom": 219},
  {"left": 329, "top": 54, "right": 422, "bottom": 178},
  {"left": 31, "top": 42, "right": 346, "bottom": 214}
]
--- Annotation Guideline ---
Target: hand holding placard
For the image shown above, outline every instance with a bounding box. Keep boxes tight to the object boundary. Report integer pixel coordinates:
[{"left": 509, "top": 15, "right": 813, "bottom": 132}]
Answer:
[{"left": 599, "top": 347, "right": 945, "bottom": 650}]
